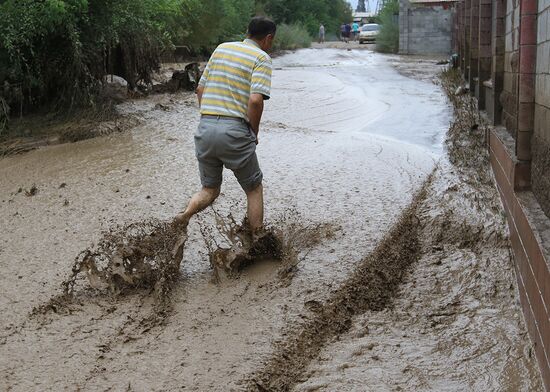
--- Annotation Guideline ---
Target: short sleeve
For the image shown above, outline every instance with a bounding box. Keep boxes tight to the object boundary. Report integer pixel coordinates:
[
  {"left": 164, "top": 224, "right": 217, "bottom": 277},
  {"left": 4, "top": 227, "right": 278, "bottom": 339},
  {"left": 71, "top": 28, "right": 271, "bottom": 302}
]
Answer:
[{"left": 250, "top": 55, "right": 272, "bottom": 100}]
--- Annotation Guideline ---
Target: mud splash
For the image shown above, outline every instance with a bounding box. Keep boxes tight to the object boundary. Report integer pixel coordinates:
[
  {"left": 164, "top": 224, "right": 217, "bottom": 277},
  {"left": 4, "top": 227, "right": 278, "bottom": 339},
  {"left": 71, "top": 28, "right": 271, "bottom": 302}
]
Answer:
[
  {"left": 200, "top": 209, "right": 340, "bottom": 285},
  {"left": 202, "top": 211, "right": 284, "bottom": 278},
  {"left": 32, "top": 209, "right": 340, "bottom": 322},
  {"left": 63, "top": 219, "right": 187, "bottom": 300},
  {"left": 246, "top": 176, "right": 432, "bottom": 391}
]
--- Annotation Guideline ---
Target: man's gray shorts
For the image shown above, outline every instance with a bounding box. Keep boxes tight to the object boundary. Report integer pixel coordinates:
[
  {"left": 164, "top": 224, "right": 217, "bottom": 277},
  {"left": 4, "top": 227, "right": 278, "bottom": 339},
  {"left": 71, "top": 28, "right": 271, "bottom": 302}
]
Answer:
[{"left": 194, "top": 116, "right": 262, "bottom": 192}]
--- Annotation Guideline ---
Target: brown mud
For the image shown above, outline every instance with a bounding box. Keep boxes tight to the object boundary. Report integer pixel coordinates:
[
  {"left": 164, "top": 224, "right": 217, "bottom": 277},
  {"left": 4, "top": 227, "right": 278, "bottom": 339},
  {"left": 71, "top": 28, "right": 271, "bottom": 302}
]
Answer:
[
  {"left": 0, "top": 50, "right": 541, "bottom": 391},
  {"left": 246, "top": 176, "right": 432, "bottom": 391},
  {"left": 282, "top": 68, "right": 542, "bottom": 391},
  {"left": 26, "top": 211, "right": 340, "bottom": 329}
]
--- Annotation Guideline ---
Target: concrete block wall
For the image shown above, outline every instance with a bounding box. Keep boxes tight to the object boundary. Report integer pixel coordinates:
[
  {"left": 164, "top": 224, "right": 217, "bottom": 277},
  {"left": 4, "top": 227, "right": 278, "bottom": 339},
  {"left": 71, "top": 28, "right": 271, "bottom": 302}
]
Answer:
[
  {"left": 399, "top": 0, "right": 455, "bottom": 55},
  {"left": 534, "top": 0, "right": 550, "bottom": 218}
]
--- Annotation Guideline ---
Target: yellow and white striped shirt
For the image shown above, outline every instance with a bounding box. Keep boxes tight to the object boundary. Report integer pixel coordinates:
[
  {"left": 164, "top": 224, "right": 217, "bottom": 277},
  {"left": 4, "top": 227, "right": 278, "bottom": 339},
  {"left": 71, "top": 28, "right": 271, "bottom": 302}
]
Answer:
[{"left": 199, "top": 39, "right": 272, "bottom": 120}]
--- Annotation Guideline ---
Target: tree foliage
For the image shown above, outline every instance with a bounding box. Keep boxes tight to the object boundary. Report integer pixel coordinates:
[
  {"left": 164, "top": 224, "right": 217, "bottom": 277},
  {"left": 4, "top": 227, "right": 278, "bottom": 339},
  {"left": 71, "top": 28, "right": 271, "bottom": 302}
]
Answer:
[
  {"left": 0, "top": 0, "right": 351, "bottom": 124},
  {"left": 255, "top": 0, "right": 352, "bottom": 38},
  {"left": 376, "top": 0, "right": 400, "bottom": 53}
]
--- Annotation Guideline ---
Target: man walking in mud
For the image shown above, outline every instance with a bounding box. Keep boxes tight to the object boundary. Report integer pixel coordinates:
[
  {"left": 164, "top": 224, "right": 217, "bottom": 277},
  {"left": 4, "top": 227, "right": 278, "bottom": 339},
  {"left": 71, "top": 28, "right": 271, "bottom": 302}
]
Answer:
[{"left": 172, "top": 17, "right": 276, "bottom": 259}]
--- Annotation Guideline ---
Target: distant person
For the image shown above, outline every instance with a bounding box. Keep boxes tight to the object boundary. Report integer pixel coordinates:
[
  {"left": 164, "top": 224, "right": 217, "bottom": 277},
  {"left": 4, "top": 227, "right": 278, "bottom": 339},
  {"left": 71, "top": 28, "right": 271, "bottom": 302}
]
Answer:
[
  {"left": 319, "top": 24, "right": 326, "bottom": 43},
  {"left": 172, "top": 17, "right": 276, "bottom": 259},
  {"left": 344, "top": 23, "right": 352, "bottom": 43},
  {"left": 340, "top": 23, "right": 347, "bottom": 42},
  {"left": 352, "top": 21, "right": 360, "bottom": 41}
]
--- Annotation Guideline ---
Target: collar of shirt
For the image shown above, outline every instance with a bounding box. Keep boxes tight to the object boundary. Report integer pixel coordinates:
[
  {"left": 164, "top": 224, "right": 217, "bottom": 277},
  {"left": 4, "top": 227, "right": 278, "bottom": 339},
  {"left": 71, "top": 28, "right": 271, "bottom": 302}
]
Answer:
[{"left": 244, "top": 38, "right": 261, "bottom": 49}]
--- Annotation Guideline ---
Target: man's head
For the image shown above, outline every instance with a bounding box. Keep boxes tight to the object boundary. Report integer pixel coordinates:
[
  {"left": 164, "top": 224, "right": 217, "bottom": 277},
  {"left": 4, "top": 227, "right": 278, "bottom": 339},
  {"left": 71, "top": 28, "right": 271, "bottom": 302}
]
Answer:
[{"left": 248, "top": 17, "right": 277, "bottom": 52}]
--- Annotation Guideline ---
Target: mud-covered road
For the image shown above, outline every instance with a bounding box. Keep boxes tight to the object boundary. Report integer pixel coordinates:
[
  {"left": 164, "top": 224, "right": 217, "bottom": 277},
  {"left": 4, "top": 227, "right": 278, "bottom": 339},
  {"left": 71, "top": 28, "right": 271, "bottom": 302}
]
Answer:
[{"left": 0, "top": 48, "right": 543, "bottom": 391}]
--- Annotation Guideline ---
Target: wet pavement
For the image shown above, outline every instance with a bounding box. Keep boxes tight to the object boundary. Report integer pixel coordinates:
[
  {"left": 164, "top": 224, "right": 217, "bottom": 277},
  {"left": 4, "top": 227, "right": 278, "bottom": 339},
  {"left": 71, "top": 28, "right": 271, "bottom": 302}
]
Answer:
[{"left": 0, "top": 48, "right": 541, "bottom": 391}]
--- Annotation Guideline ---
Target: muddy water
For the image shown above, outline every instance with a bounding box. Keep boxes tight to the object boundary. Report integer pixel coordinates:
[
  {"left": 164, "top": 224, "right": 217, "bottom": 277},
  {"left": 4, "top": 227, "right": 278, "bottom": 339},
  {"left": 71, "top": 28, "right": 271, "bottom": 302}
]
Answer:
[{"left": 0, "top": 49, "right": 536, "bottom": 391}]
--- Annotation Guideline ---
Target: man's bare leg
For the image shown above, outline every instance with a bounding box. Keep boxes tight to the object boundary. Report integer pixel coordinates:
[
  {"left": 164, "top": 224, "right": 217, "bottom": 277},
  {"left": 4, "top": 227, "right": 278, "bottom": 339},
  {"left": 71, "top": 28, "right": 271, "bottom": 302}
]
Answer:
[
  {"left": 172, "top": 186, "right": 220, "bottom": 260},
  {"left": 175, "top": 186, "right": 221, "bottom": 225},
  {"left": 246, "top": 184, "right": 264, "bottom": 235}
]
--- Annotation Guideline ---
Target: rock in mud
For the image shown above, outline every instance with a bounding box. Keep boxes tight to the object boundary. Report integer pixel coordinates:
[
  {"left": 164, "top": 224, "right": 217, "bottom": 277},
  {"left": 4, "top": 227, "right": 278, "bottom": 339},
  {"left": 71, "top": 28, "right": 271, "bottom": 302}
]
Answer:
[{"left": 101, "top": 75, "right": 128, "bottom": 102}]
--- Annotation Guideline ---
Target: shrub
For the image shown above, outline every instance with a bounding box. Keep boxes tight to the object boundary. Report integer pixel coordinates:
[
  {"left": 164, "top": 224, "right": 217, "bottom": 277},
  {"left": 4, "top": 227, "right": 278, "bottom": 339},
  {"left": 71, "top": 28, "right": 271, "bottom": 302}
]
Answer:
[
  {"left": 376, "top": 0, "right": 399, "bottom": 53},
  {"left": 273, "top": 23, "right": 312, "bottom": 51}
]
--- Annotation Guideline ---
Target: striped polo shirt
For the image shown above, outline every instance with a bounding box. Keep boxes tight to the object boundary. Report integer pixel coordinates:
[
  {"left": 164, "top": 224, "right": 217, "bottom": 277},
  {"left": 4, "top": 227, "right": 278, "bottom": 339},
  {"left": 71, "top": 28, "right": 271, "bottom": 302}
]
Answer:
[{"left": 198, "top": 39, "right": 272, "bottom": 120}]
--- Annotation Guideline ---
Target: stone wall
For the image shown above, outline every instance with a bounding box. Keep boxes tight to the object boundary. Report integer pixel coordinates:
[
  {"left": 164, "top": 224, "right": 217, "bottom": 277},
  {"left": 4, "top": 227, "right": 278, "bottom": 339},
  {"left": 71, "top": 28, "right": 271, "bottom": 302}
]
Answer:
[
  {"left": 399, "top": 0, "right": 455, "bottom": 55},
  {"left": 534, "top": 0, "right": 550, "bottom": 218},
  {"left": 500, "top": 0, "right": 520, "bottom": 135}
]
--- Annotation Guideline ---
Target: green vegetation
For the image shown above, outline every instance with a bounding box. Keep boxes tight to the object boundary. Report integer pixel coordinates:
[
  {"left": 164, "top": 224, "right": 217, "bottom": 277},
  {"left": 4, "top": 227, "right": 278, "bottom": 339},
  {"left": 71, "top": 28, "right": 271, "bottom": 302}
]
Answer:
[
  {"left": 273, "top": 24, "right": 312, "bottom": 52},
  {"left": 256, "top": 0, "right": 352, "bottom": 39},
  {"left": 0, "top": 0, "right": 351, "bottom": 129},
  {"left": 376, "top": 0, "right": 400, "bottom": 53}
]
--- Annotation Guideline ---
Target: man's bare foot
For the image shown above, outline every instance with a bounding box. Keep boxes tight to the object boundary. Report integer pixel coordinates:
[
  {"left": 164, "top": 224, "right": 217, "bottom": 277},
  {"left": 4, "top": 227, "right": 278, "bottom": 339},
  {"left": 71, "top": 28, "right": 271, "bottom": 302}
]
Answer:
[
  {"left": 171, "top": 213, "right": 190, "bottom": 263},
  {"left": 174, "top": 212, "right": 190, "bottom": 226},
  {"left": 171, "top": 227, "right": 188, "bottom": 263}
]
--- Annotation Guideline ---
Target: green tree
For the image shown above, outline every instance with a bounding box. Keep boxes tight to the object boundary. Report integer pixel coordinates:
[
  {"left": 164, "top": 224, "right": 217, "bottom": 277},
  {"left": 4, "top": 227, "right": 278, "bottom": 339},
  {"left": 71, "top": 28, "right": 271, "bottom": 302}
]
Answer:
[
  {"left": 376, "top": 0, "right": 399, "bottom": 53},
  {"left": 255, "top": 0, "right": 352, "bottom": 37}
]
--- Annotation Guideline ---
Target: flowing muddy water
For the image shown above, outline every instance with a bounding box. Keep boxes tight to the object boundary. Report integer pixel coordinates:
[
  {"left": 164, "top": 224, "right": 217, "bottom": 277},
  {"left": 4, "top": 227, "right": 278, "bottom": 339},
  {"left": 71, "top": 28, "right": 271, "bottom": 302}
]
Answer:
[{"left": 0, "top": 49, "right": 540, "bottom": 390}]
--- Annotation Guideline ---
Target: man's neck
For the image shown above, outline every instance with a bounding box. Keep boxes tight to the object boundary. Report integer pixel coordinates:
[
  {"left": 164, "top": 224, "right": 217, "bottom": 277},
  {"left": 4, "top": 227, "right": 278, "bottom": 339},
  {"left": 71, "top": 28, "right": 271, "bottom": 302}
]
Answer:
[{"left": 245, "top": 37, "right": 262, "bottom": 48}]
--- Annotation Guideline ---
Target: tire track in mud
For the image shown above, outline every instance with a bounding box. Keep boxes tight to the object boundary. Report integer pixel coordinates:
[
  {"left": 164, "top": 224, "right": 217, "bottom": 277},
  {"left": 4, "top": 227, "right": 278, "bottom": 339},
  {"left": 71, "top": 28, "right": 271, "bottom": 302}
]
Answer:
[{"left": 245, "top": 173, "right": 434, "bottom": 391}]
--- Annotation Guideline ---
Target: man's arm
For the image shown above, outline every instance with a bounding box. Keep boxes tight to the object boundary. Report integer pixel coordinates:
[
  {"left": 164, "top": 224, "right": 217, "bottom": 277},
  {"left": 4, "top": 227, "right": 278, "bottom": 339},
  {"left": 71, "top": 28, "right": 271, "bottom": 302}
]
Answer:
[
  {"left": 247, "top": 93, "right": 264, "bottom": 142},
  {"left": 196, "top": 85, "right": 205, "bottom": 107}
]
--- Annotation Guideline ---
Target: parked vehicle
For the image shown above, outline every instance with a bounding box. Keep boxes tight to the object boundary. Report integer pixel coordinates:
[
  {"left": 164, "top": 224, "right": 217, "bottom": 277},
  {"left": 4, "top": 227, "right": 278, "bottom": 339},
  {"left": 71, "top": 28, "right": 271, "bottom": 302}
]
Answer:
[{"left": 359, "top": 24, "right": 380, "bottom": 43}]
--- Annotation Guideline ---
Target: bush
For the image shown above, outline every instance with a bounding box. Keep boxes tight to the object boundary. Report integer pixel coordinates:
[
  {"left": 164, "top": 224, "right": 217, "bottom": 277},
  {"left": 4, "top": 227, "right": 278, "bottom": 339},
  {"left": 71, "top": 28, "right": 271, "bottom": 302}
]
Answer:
[
  {"left": 376, "top": 0, "right": 399, "bottom": 53},
  {"left": 273, "top": 24, "right": 312, "bottom": 51}
]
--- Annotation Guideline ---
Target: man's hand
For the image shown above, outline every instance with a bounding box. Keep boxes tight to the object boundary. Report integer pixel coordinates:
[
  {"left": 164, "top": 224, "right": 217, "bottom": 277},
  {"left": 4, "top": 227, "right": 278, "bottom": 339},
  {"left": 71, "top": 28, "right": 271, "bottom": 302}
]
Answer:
[
  {"left": 247, "top": 93, "right": 264, "bottom": 143},
  {"left": 196, "top": 85, "right": 205, "bottom": 107}
]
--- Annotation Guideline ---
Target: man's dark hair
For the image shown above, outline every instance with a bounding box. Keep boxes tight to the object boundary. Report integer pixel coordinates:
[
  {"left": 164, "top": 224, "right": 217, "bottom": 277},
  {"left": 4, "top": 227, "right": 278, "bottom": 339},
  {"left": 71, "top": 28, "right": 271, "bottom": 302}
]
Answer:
[{"left": 248, "top": 17, "right": 277, "bottom": 39}]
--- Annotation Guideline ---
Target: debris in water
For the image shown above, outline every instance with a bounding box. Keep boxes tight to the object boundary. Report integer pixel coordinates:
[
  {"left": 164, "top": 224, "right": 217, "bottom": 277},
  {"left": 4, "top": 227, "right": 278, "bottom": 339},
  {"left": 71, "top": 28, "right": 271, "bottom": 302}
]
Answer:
[{"left": 25, "top": 184, "right": 38, "bottom": 196}]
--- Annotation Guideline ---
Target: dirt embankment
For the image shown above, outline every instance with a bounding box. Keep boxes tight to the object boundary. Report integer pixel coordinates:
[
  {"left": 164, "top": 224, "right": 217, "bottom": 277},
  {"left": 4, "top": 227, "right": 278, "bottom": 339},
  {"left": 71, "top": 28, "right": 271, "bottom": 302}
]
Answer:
[{"left": 0, "top": 64, "right": 201, "bottom": 158}]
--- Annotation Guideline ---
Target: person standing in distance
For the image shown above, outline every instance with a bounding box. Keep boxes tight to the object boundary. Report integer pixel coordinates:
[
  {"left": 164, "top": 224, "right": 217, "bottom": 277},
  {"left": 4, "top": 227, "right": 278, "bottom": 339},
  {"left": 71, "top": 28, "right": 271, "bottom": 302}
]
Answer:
[
  {"left": 172, "top": 17, "right": 276, "bottom": 260},
  {"left": 352, "top": 21, "right": 360, "bottom": 41},
  {"left": 319, "top": 23, "right": 326, "bottom": 43}
]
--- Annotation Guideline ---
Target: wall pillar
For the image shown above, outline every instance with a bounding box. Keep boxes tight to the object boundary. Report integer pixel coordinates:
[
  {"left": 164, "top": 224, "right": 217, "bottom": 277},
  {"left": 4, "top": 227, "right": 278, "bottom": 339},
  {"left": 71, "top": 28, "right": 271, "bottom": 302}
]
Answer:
[
  {"left": 489, "top": 0, "right": 506, "bottom": 124},
  {"left": 469, "top": 0, "right": 480, "bottom": 93},
  {"left": 477, "top": 0, "right": 492, "bottom": 109},
  {"left": 464, "top": 0, "right": 472, "bottom": 80},
  {"left": 458, "top": 1, "right": 465, "bottom": 64},
  {"left": 516, "top": 0, "right": 538, "bottom": 161}
]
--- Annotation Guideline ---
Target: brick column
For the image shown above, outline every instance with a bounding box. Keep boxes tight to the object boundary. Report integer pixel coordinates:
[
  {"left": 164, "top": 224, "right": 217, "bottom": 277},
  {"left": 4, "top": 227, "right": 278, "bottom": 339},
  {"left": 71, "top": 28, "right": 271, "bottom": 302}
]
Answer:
[
  {"left": 490, "top": 0, "right": 506, "bottom": 124},
  {"left": 477, "top": 0, "right": 492, "bottom": 109},
  {"left": 469, "top": 0, "right": 480, "bottom": 93},
  {"left": 516, "top": 0, "right": 538, "bottom": 161},
  {"left": 460, "top": 1, "right": 464, "bottom": 59},
  {"left": 465, "top": 0, "right": 473, "bottom": 80},
  {"left": 501, "top": 0, "right": 520, "bottom": 136}
]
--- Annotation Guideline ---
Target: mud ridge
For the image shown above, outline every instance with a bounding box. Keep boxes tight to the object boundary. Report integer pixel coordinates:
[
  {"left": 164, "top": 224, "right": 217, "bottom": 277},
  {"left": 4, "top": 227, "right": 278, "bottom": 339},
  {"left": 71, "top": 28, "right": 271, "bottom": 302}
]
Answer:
[{"left": 245, "top": 176, "right": 433, "bottom": 391}]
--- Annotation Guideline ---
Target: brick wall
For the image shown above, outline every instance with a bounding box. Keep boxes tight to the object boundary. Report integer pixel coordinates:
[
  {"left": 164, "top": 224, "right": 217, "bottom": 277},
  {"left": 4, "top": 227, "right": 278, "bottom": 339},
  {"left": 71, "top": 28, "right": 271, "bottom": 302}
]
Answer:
[
  {"left": 454, "top": 0, "right": 550, "bottom": 387},
  {"left": 399, "top": 0, "right": 455, "bottom": 55},
  {"left": 501, "top": 0, "right": 521, "bottom": 135},
  {"left": 534, "top": 0, "right": 550, "bottom": 218}
]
